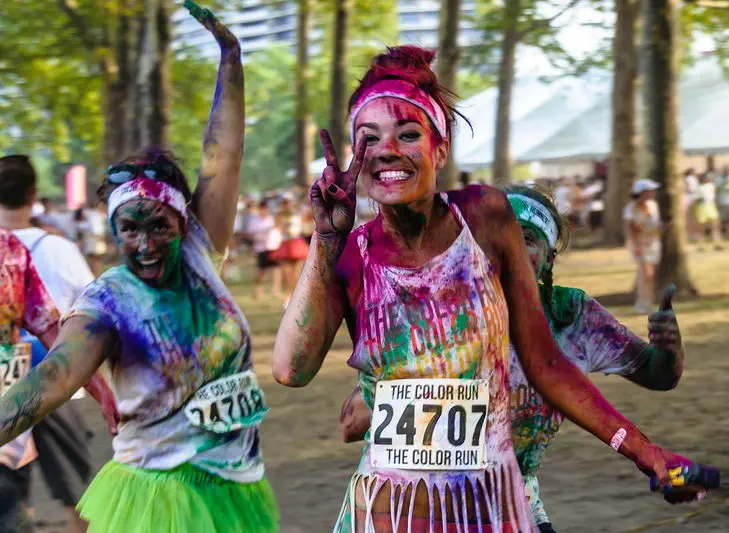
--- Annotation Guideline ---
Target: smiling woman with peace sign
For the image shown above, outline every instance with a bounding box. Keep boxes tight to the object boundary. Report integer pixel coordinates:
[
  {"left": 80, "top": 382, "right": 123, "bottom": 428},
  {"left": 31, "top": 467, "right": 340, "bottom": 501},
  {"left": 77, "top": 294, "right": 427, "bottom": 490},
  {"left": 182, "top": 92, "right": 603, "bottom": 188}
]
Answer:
[
  {"left": 273, "top": 46, "right": 691, "bottom": 532},
  {"left": 338, "top": 186, "right": 700, "bottom": 533}
]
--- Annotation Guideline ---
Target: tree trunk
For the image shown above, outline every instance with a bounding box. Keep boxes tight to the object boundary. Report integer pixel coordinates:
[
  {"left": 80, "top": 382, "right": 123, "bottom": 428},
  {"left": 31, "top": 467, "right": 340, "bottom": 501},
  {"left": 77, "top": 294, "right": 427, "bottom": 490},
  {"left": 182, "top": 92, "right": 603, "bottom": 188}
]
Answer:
[
  {"left": 491, "top": 0, "right": 520, "bottom": 186},
  {"left": 150, "top": 0, "right": 171, "bottom": 149},
  {"left": 603, "top": 0, "right": 639, "bottom": 245},
  {"left": 295, "top": 0, "right": 314, "bottom": 188},
  {"left": 138, "top": 0, "right": 160, "bottom": 148},
  {"left": 125, "top": 11, "right": 143, "bottom": 154},
  {"left": 133, "top": 0, "right": 170, "bottom": 151},
  {"left": 436, "top": 0, "right": 461, "bottom": 191},
  {"left": 641, "top": 0, "right": 696, "bottom": 296},
  {"left": 102, "top": 0, "right": 171, "bottom": 162},
  {"left": 329, "top": 0, "right": 351, "bottom": 159},
  {"left": 103, "top": 81, "right": 126, "bottom": 165},
  {"left": 102, "top": 3, "right": 133, "bottom": 165},
  {"left": 60, "top": 0, "right": 169, "bottom": 165}
]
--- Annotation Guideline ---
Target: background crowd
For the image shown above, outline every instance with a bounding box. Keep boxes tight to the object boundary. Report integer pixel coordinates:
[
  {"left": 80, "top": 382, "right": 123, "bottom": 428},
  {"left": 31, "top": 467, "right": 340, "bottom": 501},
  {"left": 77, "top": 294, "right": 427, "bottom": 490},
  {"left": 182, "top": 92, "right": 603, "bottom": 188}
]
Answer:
[
  {"left": 30, "top": 163, "right": 725, "bottom": 318},
  {"left": 203, "top": 165, "right": 726, "bottom": 316}
]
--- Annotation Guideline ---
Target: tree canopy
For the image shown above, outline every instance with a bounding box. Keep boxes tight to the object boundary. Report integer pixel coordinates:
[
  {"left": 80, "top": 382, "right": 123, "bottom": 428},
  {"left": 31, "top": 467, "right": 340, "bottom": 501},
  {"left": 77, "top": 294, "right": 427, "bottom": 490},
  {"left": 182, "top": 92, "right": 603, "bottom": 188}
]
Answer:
[{"left": 3, "top": 0, "right": 729, "bottom": 195}]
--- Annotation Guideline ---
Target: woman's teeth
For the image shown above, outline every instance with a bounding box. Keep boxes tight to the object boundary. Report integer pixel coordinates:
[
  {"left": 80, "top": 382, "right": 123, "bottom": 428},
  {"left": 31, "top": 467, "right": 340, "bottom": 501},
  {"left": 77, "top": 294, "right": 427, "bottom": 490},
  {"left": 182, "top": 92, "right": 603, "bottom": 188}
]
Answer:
[
  {"left": 378, "top": 171, "right": 410, "bottom": 181},
  {"left": 138, "top": 258, "right": 160, "bottom": 266}
]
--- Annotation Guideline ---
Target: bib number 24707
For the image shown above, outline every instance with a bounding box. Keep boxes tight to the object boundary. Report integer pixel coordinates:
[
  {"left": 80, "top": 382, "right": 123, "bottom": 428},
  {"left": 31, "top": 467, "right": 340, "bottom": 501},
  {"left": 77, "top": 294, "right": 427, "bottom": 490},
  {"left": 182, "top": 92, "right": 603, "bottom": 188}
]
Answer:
[{"left": 370, "top": 379, "right": 489, "bottom": 471}]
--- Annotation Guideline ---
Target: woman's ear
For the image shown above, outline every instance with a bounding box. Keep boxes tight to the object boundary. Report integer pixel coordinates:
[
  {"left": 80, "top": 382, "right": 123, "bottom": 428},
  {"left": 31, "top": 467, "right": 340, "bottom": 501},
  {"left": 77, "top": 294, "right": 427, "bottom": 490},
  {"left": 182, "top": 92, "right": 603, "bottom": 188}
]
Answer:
[{"left": 434, "top": 138, "right": 451, "bottom": 171}]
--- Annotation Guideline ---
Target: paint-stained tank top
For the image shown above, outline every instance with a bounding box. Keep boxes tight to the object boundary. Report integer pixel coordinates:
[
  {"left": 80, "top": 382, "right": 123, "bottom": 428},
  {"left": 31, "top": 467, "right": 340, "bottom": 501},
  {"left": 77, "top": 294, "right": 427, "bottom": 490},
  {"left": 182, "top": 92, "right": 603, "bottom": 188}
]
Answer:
[{"left": 334, "top": 192, "right": 535, "bottom": 533}]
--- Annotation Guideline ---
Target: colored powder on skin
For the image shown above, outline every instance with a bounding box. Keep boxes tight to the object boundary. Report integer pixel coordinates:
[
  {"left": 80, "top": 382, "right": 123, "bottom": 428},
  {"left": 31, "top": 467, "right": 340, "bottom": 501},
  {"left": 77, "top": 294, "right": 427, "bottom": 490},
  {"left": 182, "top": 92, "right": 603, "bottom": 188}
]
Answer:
[
  {"left": 393, "top": 102, "right": 439, "bottom": 162},
  {"left": 361, "top": 99, "right": 441, "bottom": 183},
  {"left": 339, "top": 390, "right": 359, "bottom": 423},
  {"left": 114, "top": 200, "right": 185, "bottom": 289},
  {"left": 160, "top": 236, "right": 183, "bottom": 287}
]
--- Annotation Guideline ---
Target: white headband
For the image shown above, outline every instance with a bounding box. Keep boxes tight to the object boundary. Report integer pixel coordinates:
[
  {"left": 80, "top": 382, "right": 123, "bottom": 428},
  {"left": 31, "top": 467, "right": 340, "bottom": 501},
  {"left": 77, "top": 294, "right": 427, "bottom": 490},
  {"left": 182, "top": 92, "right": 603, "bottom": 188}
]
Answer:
[
  {"left": 349, "top": 79, "right": 448, "bottom": 142},
  {"left": 108, "top": 178, "right": 188, "bottom": 233},
  {"left": 507, "top": 194, "right": 559, "bottom": 249}
]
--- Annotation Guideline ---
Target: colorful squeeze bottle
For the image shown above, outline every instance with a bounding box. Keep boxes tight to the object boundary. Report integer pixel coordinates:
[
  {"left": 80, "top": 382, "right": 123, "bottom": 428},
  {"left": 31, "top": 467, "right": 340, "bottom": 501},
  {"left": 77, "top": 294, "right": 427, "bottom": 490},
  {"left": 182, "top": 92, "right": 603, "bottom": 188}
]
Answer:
[{"left": 650, "top": 464, "right": 720, "bottom": 493}]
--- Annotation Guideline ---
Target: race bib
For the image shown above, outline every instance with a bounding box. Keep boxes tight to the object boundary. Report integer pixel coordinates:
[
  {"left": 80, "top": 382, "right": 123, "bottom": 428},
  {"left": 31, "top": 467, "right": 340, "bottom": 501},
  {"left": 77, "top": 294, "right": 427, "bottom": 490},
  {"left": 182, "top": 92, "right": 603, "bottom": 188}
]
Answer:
[
  {"left": 0, "top": 344, "right": 31, "bottom": 397},
  {"left": 371, "top": 379, "right": 489, "bottom": 471},
  {"left": 184, "top": 370, "right": 268, "bottom": 434}
]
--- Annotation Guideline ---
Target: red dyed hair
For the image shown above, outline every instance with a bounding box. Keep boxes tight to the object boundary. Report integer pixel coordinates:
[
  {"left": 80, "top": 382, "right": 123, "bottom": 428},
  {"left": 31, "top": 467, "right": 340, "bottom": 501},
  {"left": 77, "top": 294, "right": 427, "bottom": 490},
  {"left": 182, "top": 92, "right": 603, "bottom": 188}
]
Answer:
[{"left": 348, "top": 46, "right": 469, "bottom": 141}]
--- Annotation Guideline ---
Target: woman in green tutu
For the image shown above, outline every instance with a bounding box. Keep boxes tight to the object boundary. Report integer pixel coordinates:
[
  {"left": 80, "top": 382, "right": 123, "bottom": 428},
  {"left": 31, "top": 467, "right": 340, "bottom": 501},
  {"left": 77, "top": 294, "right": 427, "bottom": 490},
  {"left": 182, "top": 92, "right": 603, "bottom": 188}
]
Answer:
[{"left": 0, "top": 3, "right": 279, "bottom": 532}]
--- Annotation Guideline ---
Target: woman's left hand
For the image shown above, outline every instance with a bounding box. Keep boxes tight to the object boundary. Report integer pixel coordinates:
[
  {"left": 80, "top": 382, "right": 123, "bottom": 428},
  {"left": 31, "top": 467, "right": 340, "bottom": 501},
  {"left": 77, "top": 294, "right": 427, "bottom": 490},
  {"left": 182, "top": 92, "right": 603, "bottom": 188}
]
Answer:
[
  {"left": 648, "top": 284, "right": 681, "bottom": 353},
  {"left": 184, "top": 1, "right": 240, "bottom": 50}
]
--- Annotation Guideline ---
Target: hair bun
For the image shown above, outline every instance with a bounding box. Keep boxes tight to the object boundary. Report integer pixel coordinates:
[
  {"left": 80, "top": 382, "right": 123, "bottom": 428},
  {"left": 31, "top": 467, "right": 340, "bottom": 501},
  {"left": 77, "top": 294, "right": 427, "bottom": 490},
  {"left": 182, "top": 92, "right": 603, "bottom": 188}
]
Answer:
[
  {"left": 373, "top": 46, "right": 436, "bottom": 70},
  {"left": 368, "top": 46, "right": 438, "bottom": 90}
]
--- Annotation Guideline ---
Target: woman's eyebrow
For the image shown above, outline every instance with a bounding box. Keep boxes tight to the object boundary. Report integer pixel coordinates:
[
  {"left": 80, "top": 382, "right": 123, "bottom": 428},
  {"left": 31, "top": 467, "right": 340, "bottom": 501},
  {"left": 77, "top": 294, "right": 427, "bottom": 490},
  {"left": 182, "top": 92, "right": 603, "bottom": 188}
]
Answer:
[{"left": 356, "top": 122, "right": 379, "bottom": 131}]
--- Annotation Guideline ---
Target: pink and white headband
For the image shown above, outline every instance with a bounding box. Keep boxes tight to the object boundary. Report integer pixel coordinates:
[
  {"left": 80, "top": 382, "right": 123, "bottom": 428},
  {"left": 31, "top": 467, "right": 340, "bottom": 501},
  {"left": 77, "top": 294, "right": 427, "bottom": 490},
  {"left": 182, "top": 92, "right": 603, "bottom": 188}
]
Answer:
[
  {"left": 348, "top": 79, "right": 448, "bottom": 142},
  {"left": 107, "top": 177, "right": 188, "bottom": 231}
]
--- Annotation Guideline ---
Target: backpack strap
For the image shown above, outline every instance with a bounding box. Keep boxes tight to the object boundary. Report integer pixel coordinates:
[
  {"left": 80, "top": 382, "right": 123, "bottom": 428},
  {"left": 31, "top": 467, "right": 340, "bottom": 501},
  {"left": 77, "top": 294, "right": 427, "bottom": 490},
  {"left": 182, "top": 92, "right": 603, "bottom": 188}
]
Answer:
[{"left": 29, "top": 231, "right": 50, "bottom": 255}]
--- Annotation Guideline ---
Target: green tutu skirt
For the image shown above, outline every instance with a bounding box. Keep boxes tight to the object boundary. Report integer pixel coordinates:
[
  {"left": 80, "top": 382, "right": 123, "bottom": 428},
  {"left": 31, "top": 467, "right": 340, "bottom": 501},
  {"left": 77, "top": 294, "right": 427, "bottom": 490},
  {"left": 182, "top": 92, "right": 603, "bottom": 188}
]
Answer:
[{"left": 77, "top": 461, "right": 279, "bottom": 533}]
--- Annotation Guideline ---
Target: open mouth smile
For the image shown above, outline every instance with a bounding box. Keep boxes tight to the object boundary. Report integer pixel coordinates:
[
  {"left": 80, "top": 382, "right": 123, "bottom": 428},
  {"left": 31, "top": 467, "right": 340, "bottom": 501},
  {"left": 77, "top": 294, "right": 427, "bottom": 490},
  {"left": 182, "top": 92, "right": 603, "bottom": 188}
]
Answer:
[
  {"left": 374, "top": 170, "right": 414, "bottom": 182},
  {"left": 137, "top": 257, "right": 161, "bottom": 267}
]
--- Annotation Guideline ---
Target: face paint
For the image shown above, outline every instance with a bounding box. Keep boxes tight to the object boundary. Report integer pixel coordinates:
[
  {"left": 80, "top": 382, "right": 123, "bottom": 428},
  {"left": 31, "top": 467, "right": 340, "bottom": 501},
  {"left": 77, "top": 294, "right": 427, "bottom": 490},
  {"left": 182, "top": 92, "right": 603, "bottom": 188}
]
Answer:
[
  {"left": 521, "top": 227, "right": 551, "bottom": 280},
  {"left": 114, "top": 199, "right": 184, "bottom": 288},
  {"left": 354, "top": 98, "right": 446, "bottom": 207}
]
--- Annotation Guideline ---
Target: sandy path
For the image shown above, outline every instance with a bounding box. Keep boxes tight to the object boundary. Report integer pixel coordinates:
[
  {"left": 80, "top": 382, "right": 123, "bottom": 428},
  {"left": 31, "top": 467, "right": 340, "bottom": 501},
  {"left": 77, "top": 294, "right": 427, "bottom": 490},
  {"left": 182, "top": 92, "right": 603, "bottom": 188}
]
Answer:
[{"left": 31, "top": 248, "right": 729, "bottom": 532}]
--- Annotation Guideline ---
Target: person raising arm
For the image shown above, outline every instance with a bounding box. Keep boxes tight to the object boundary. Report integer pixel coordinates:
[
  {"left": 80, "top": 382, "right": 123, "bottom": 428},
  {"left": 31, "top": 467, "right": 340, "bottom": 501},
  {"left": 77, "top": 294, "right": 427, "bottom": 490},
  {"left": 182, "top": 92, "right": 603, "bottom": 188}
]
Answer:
[{"left": 0, "top": 4, "right": 279, "bottom": 533}]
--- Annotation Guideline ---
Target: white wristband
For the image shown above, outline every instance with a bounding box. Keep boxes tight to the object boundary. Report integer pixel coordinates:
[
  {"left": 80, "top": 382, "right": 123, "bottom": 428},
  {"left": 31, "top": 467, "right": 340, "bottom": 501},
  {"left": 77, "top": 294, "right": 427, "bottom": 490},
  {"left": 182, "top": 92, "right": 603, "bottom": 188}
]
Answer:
[{"left": 610, "top": 428, "right": 627, "bottom": 451}]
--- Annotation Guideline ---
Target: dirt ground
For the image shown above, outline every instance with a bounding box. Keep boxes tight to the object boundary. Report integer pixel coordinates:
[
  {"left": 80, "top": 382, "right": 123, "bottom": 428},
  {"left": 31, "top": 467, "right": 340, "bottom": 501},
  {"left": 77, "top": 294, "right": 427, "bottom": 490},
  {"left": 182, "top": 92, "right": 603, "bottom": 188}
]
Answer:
[{"left": 31, "top": 245, "right": 729, "bottom": 533}]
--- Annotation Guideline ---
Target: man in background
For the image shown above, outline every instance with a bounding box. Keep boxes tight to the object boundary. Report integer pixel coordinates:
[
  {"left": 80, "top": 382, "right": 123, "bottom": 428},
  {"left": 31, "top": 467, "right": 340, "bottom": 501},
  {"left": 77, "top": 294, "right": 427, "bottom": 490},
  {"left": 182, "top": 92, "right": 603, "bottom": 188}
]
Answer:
[{"left": 0, "top": 227, "right": 60, "bottom": 533}]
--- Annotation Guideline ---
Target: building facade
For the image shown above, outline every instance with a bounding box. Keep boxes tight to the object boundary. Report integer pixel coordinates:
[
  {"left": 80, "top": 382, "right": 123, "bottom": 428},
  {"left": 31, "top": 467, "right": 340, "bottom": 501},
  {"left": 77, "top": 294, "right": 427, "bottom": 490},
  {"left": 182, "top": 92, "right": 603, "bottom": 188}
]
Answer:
[{"left": 173, "top": 0, "right": 479, "bottom": 61}]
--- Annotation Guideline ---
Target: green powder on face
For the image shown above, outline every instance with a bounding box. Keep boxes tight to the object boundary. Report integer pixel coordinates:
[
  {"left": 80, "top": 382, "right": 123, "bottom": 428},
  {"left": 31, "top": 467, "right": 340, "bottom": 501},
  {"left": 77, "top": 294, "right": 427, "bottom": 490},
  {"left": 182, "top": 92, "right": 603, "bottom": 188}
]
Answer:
[{"left": 160, "top": 236, "right": 183, "bottom": 288}]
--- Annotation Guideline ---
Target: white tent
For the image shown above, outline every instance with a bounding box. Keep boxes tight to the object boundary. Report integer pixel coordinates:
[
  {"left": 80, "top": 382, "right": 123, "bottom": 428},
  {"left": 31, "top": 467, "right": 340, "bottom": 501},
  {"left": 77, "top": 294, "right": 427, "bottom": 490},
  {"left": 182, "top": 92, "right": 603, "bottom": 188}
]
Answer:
[
  {"left": 519, "top": 57, "right": 729, "bottom": 163},
  {"left": 518, "top": 95, "right": 611, "bottom": 162},
  {"left": 457, "top": 75, "right": 610, "bottom": 169},
  {"left": 679, "top": 60, "right": 729, "bottom": 155}
]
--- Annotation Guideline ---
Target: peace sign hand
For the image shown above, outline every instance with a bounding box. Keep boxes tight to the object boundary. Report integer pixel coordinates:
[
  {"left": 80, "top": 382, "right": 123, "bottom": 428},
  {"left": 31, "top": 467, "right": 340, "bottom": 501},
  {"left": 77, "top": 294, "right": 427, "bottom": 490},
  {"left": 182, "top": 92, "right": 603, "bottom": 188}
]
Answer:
[
  {"left": 310, "top": 130, "right": 367, "bottom": 237},
  {"left": 184, "top": 1, "right": 240, "bottom": 51}
]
